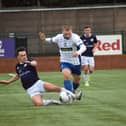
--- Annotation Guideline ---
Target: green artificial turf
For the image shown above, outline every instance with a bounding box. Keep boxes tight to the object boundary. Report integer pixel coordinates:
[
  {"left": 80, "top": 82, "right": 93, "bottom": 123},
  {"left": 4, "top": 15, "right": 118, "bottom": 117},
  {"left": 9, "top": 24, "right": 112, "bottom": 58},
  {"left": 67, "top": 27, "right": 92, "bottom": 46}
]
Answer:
[{"left": 0, "top": 69, "right": 126, "bottom": 126}]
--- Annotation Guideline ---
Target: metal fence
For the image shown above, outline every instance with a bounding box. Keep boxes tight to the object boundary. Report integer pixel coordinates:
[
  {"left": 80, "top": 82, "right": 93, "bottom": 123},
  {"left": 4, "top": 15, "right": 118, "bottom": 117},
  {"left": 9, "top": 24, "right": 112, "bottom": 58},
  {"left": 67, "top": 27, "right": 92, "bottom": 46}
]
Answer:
[
  {"left": 0, "top": 5, "right": 126, "bottom": 56},
  {"left": 0, "top": 31, "right": 125, "bottom": 57}
]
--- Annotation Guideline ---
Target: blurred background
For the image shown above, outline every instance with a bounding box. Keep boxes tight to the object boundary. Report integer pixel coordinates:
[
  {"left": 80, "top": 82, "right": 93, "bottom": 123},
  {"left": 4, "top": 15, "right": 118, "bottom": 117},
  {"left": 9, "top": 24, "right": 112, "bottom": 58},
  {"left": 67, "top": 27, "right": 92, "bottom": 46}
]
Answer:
[{"left": 0, "top": 0, "right": 126, "bottom": 56}]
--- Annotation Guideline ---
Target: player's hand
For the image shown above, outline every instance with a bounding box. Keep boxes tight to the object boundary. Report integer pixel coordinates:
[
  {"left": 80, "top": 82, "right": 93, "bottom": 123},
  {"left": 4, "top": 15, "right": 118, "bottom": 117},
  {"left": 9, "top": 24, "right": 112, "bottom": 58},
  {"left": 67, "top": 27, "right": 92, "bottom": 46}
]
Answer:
[
  {"left": 72, "top": 52, "right": 78, "bottom": 57},
  {"left": 39, "top": 32, "right": 46, "bottom": 41},
  {"left": 24, "top": 60, "right": 37, "bottom": 67},
  {"left": 92, "top": 47, "right": 97, "bottom": 53},
  {"left": 23, "top": 61, "right": 31, "bottom": 64}
]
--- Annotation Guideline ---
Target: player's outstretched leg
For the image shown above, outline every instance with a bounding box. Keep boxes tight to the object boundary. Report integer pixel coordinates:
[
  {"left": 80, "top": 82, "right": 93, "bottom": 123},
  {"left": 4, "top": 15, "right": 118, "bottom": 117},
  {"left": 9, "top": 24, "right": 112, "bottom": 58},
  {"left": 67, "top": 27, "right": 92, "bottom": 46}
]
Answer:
[
  {"left": 31, "top": 94, "right": 61, "bottom": 106},
  {"left": 44, "top": 81, "right": 82, "bottom": 102},
  {"left": 43, "top": 81, "right": 81, "bottom": 104},
  {"left": 28, "top": 81, "right": 64, "bottom": 106},
  {"left": 30, "top": 79, "right": 82, "bottom": 106}
]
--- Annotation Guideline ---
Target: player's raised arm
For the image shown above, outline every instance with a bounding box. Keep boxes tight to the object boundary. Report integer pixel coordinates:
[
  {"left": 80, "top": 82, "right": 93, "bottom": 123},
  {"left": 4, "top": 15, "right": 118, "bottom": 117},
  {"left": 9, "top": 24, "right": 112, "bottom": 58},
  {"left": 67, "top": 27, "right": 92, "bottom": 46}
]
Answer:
[
  {"left": 0, "top": 74, "right": 19, "bottom": 85},
  {"left": 24, "top": 60, "right": 37, "bottom": 67},
  {"left": 39, "top": 32, "right": 51, "bottom": 42},
  {"left": 39, "top": 32, "right": 58, "bottom": 43},
  {"left": 39, "top": 32, "right": 46, "bottom": 41}
]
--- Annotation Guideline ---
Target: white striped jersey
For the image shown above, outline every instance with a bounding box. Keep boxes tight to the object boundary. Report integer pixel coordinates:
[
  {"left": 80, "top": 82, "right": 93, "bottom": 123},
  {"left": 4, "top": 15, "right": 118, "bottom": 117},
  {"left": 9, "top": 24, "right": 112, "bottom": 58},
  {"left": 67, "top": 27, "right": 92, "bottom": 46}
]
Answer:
[{"left": 47, "top": 33, "right": 85, "bottom": 65}]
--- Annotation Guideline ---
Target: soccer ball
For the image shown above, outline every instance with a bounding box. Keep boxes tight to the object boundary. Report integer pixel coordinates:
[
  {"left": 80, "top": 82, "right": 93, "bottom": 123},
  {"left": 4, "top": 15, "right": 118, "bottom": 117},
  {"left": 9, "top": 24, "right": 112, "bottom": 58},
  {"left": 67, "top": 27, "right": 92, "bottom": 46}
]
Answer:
[{"left": 59, "top": 92, "right": 73, "bottom": 104}]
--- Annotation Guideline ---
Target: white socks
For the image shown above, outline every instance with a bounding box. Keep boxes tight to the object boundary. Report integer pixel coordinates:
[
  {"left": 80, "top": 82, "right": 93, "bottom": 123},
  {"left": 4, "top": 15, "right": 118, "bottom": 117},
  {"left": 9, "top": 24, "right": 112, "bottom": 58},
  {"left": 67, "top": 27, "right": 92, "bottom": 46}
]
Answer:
[
  {"left": 84, "top": 73, "right": 88, "bottom": 82},
  {"left": 43, "top": 99, "right": 55, "bottom": 106}
]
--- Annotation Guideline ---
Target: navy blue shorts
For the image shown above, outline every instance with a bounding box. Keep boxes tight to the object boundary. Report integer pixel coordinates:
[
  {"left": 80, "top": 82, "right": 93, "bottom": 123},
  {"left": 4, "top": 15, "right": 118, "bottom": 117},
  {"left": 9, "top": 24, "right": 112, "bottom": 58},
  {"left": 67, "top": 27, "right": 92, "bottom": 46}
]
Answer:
[{"left": 60, "top": 62, "right": 81, "bottom": 75}]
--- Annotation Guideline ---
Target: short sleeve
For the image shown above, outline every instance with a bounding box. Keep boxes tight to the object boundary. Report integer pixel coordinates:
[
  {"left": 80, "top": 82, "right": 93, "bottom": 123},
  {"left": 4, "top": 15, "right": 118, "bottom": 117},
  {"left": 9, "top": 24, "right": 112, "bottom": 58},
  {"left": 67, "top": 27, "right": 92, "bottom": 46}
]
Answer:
[
  {"left": 51, "top": 34, "right": 61, "bottom": 43},
  {"left": 94, "top": 35, "right": 98, "bottom": 43}
]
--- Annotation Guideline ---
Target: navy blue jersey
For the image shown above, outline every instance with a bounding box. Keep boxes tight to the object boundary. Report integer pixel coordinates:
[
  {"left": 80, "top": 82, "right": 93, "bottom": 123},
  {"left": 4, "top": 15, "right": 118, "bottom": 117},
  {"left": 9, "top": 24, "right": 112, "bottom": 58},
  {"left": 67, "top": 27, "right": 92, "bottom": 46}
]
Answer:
[
  {"left": 80, "top": 34, "right": 97, "bottom": 57},
  {"left": 16, "top": 58, "right": 39, "bottom": 90}
]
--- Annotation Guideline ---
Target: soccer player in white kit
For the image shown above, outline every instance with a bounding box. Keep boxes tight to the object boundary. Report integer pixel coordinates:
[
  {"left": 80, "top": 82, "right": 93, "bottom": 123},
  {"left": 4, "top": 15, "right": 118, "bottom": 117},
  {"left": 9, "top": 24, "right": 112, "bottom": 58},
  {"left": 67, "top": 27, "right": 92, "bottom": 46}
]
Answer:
[{"left": 39, "top": 25, "right": 86, "bottom": 96}]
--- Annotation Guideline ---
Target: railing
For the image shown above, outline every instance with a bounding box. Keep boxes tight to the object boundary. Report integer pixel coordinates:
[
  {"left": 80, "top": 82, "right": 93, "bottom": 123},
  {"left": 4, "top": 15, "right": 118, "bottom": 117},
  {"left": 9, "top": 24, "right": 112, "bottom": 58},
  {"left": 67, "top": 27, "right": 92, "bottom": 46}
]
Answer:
[
  {"left": 0, "top": 4, "right": 126, "bottom": 13},
  {"left": 0, "top": 31, "right": 126, "bottom": 57}
]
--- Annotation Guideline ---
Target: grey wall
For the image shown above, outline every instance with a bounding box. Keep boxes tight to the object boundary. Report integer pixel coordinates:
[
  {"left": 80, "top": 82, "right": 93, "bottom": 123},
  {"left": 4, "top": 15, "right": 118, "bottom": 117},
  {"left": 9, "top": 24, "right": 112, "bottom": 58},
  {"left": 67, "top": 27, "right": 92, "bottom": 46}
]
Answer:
[{"left": 0, "top": 7, "right": 126, "bottom": 55}]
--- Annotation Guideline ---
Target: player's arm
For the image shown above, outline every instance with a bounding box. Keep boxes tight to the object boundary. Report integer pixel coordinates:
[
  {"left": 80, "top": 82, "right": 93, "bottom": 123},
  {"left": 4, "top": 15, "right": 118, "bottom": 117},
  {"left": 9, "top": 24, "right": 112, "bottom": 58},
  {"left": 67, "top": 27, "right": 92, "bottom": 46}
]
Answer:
[
  {"left": 73, "top": 38, "right": 86, "bottom": 57},
  {"left": 24, "top": 60, "right": 37, "bottom": 67},
  {"left": 92, "top": 36, "right": 98, "bottom": 53},
  {"left": 39, "top": 32, "right": 52, "bottom": 42},
  {"left": 76, "top": 43, "right": 86, "bottom": 55},
  {"left": 39, "top": 32, "right": 58, "bottom": 43},
  {"left": 0, "top": 74, "right": 19, "bottom": 85},
  {"left": 92, "top": 43, "right": 97, "bottom": 53}
]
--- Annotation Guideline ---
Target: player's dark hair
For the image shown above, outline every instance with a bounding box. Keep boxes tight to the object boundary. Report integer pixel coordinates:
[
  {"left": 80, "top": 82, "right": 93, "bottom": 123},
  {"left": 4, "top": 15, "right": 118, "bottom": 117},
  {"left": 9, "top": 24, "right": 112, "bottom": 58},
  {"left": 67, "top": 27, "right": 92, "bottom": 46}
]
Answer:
[
  {"left": 84, "top": 26, "right": 91, "bottom": 29},
  {"left": 16, "top": 47, "right": 26, "bottom": 56}
]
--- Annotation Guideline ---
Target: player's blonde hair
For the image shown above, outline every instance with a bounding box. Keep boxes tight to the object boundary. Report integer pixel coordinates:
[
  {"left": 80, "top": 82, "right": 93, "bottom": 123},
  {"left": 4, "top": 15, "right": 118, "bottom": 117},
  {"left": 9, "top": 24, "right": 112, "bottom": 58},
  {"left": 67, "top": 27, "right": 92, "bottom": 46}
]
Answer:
[{"left": 62, "top": 25, "right": 72, "bottom": 31}]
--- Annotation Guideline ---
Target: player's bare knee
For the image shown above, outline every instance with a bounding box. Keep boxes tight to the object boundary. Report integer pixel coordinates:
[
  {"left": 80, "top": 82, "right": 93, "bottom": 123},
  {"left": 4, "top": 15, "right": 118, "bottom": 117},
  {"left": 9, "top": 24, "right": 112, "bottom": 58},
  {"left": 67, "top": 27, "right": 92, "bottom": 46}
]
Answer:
[
  {"left": 89, "top": 70, "right": 93, "bottom": 74},
  {"left": 62, "top": 69, "right": 71, "bottom": 78},
  {"left": 89, "top": 68, "right": 94, "bottom": 74},
  {"left": 63, "top": 72, "right": 71, "bottom": 80}
]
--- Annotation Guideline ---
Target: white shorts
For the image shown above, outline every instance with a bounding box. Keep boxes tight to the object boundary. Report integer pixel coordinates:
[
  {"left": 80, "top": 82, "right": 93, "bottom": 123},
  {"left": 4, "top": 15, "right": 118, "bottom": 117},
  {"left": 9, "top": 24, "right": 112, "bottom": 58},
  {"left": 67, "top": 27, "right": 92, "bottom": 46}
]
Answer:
[
  {"left": 26, "top": 80, "right": 45, "bottom": 98},
  {"left": 81, "top": 56, "right": 95, "bottom": 67}
]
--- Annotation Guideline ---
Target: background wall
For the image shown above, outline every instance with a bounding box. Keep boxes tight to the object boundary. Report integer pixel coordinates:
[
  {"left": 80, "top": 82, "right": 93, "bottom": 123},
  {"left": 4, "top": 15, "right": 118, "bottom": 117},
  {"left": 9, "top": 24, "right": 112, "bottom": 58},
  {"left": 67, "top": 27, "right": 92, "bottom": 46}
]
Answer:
[
  {"left": 0, "top": 7, "right": 126, "bottom": 55},
  {"left": 0, "top": 7, "right": 126, "bottom": 73},
  {"left": 0, "top": 55, "right": 126, "bottom": 73}
]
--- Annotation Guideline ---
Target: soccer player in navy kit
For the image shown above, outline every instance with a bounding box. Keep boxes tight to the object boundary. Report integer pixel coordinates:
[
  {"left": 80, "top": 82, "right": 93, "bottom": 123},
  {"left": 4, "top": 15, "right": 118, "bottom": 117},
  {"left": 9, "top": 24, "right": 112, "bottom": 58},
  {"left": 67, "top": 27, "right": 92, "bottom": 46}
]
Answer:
[
  {"left": 0, "top": 47, "right": 76, "bottom": 106},
  {"left": 80, "top": 26, "right": 98, "bottom": 86}
]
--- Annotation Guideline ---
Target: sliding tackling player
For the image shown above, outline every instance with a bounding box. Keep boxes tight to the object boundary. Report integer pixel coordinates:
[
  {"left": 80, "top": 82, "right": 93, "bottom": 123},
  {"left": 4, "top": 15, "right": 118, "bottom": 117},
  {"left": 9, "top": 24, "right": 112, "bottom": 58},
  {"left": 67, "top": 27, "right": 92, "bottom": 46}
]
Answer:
[{"left": 0, "top": 47, "right": 77, "bottom": 106}]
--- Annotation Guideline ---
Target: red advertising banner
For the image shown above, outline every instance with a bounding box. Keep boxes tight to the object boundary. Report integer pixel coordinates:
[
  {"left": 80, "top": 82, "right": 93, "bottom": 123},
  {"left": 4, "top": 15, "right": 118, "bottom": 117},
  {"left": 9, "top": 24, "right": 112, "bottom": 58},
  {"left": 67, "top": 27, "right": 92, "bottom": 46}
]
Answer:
[{"left": 94, "top": 34, "right": 122, "bottom": 55}]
